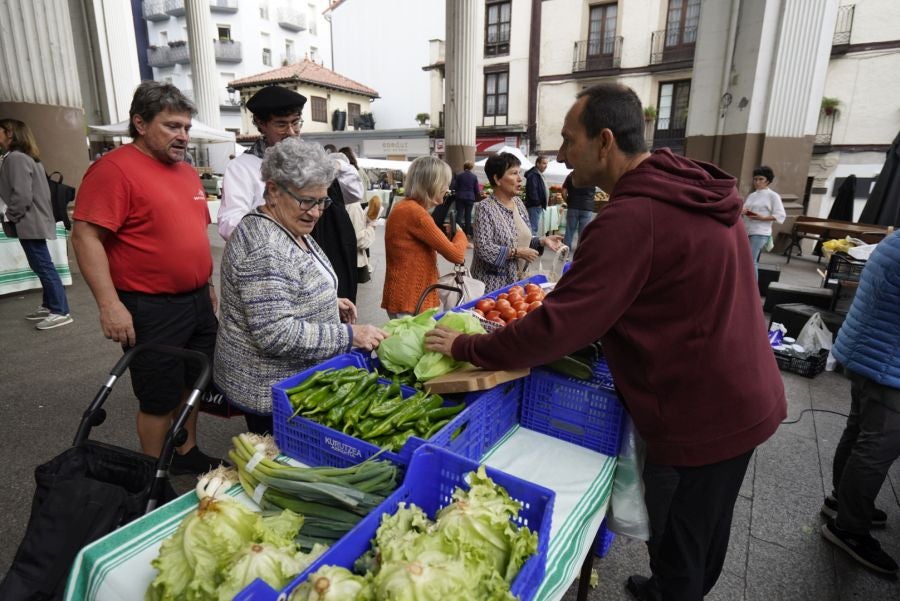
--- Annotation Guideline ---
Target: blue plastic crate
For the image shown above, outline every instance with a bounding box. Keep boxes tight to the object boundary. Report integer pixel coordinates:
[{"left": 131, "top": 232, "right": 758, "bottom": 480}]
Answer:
[
  {"left": 476, "top": 377, "right": 522, "bottom": 450},
  {"left": 594, "top": 518, "right": 615, "bottom": 558},
  {"left": 521, "top": 367, "right": 625, "bottom": 457},
  {"left": 277, "top": 445, "right": 555, "bottom": 601},
  {"left": 273, "top": 353, "right": 490, "bottom": 469}
]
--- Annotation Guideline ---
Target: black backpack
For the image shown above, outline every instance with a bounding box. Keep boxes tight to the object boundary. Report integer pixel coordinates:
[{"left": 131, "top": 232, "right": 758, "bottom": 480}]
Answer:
[{"left": 46, "top": 172, "right": 75, "bottom": 230}]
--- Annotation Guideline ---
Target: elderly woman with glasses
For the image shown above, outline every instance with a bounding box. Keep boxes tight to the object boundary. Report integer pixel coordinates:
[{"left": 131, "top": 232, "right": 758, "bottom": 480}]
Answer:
[
  {"left": 381, "top": 155, "right": 468, "bottom": 318},
  {"left": 214, "top": 137, "right": 387, "bottom": 434}
]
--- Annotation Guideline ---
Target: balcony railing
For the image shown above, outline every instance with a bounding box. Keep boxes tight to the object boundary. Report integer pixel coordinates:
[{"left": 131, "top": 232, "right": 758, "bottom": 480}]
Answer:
[
  {"left": 147, "top": 46, "right": 174, "bottom": 68},
  {"left": 815, "top": 111, "right": 836, "bottom": 146},
  {"left": 142, "top": 0, "right": 168, "bottom": 21},
  {"left": 165, "top": 0, "right": 184, "bottom": 17},
  {"left": 572, "top": 36, "right": 622, "bottom": 72},
  {"left": 209, "top": 0, "right": 238, "bottom": 13},
  {"left": 833, "top": 4, "right": 854, "bottom": 45},
  {"left": 650, "top": 28, "right": 697, "bottom": 65},
  {"left": 214, "top": 39, "right": 242, "bottom": 63},
  {"left": 168, "top": 42, "right": 190, "bottom": 64},
  {"left": 277, "top": 7, "right": 306, "bottom": 32}
]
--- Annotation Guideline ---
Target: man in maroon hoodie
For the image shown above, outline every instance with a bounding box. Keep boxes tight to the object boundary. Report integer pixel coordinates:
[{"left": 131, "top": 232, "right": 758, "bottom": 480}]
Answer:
[{"left": 425, "top": 83, "right": 786, "bottom": 601}]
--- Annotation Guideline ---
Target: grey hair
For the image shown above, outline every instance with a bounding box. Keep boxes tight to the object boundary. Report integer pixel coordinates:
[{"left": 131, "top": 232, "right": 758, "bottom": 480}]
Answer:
[
  {"left": 405, "top": 155, "right": 452, "bottom": 207},
  {"left": 128, "top": 81, "right": 196, "bottom": 139},
  {"left": 261, "top": 137, "right": 336, "bottom": 189}
]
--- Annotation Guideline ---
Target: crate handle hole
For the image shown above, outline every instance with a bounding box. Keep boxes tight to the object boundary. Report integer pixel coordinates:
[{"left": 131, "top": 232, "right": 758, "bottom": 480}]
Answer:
[{"left": 548, "top": 418, "right": 585, "bottom": 437}]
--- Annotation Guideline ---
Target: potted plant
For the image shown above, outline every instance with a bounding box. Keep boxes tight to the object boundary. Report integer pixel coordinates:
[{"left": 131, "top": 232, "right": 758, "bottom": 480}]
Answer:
[
  {"left": 821, "top": 97, "right": 840, "bottom": 116},
  {"left": 415, "top": 112, "right": 430, "bottom": 127},
  {"left": 643, "top": 105, "right": 658, "bottom": 122}
]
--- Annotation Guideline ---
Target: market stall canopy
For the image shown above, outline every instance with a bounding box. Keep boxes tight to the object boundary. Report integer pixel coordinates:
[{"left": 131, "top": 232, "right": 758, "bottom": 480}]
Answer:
[
  {"left": 473, "top": 147, "right": 574, "bottom": 186},
  {"left": 357, "top": 157, "right": 412, "bottom": 173},
  {"left": 88, "top": 119, "right": 236, "bottom": 143},
  {"left": 542, "top": 160, "right": 573, "bottom": 187}
]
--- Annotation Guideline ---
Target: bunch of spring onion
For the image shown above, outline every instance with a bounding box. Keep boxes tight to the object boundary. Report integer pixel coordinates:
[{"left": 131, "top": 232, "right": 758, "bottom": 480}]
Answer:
[{"left": 229, "top": 433, "right": 399, "bottom": 549}]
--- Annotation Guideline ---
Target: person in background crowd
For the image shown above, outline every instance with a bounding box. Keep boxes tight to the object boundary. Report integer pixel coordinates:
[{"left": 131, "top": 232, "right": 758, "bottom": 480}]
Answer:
[
  {"left": 425, "top": 82, "right": 786, "bottom": 601},
  {"left": 562, "top": 171, "right": 596, "bottom": 250},
  {"left": 382, "top": 156, "right": 467, "bottom": 318},
  {"left": 72, "top": 82, "right": 224, "bottom": 474},
  {"left": 311, "top": 150, "right": 360, "bottom": 303},
  {"left": 217, "top": 85, "right": 307, "bottom": 240},
  {"left": 471, "top": 152, "right": 562, "bottom": 293},
  {"left": 334, "top": 152, "right": 376, "bottom": 285},
  {"left": 453, "top": 161, "right": 480, "bottom": 237},
  {"left": 340, "top": 146, "right": 371, "bottom": 191},
  {"left": 524, "top": 154, "right": 549, "bottom": 235},
  {"left": 741, "top": 165, "right": 785, "bottom": 277},
  {"left": 0, "top": 119, "right": 73, "bottom": 330},
  {"left": 215, "top": 138, "right": 386, "bottom": 435},
  {"left": 820, "top": 231, "right": 900, "bottom": 577}
]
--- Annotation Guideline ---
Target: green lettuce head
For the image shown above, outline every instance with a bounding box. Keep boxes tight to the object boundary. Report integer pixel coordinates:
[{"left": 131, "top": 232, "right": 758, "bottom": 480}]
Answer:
[
  {"left": 376, "top": 309, "right": 438, "bottom": 374},
  {"left": 413, "top": 312, "right": 485, "bottom": 381}
]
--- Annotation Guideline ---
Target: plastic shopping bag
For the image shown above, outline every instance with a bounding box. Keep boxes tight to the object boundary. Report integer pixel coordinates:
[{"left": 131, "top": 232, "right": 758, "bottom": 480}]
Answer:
[
  {"left": 607, "top": 416, "right": 651, "bottom": 541},
  {"left": 796, "top": 313, "right": 833, "bottom": 353}
]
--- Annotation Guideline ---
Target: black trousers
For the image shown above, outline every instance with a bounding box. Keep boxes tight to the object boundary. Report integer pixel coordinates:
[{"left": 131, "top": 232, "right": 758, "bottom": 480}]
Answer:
[{"left": 643, "top": 449, "right": 753, "bottom": 601}]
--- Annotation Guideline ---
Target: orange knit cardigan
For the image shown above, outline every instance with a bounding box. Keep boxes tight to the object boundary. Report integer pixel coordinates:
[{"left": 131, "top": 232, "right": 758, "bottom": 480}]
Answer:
[{"left": 381, "top": 199, "right": 468, "bottom": 314}]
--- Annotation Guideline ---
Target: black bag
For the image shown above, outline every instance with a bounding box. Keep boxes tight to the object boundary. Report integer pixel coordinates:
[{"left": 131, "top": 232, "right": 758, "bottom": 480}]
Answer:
[
  {"left": 46, "top": 171, "right": 75, "bottom": 230},
  {"left": 0, "top": 441, "right": 176, "bottom": 601},
  {"left": 198, "top": 381, "right": 244, "bottom": 418},
  {"left": 1, "top": 217, "right": 16, "bottom": 238}
]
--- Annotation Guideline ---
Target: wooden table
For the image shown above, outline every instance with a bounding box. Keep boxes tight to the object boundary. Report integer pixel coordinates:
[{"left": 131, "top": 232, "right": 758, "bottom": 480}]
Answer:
[{"left": 784, "top": 217, "right": 890, "bottom": 263}]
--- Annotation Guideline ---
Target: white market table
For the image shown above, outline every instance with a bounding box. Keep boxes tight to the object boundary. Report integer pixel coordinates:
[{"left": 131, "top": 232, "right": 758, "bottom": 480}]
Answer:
[
  {"left": 0, "top": 225, "right": 73, "bottom": 296},
  {"left": 64, "top": 427, "right": 616, "bottom": 601}
]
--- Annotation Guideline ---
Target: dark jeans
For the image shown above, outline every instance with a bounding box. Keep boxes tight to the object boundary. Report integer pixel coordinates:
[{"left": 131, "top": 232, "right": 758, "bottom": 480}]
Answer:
[
  {"left": 456, "top": 198, "right": 474, "bottom": 235},
  {"left": 564, "top": 208, "right": 594, "bottom": 248},
  {"left": 19, "top": 239, "right": 69, "bottom": 315},
  {"left": 832, "top": 371, "right": 900, "bottom": 534},
  {"left": 643, "top": 449, "right": 753, "bottom": 601},
  {"left": 527, "top": 206, "right": 543, "bottom": 235}
]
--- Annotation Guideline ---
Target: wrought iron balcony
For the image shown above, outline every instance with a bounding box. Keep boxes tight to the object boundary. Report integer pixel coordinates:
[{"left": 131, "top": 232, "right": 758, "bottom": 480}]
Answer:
[
  {"left": 165, "top": 0, "right": 184, "bottom": 17},
  {"left": 649, "top": 28, "right": 697, "bottom": 65},
  {"left": 572, "top": 36, "right": 622, "bottom": 72},
  {"left": 214, "top": 39, "right": 242, "bottom": 63},
  {"left": 142, "top": 0, "right": 168, "bottom": 21},
  {"left": 147, "top": 45, "right": 173, "bottom": 68},
  {"left": 168, "top": 42, "right": 190, "bottom": 64},
  {"left": 277, "top": 7, "right": 306, "bottom": 32},
  {"left": 833, "top": 4, "right": 854, "bottom": 45},
  {"left": 815, "top": 111, "right": 836, "bottom": 147},
  {"left": 209, "top": 0, "right": 238, "bottom": 13}
]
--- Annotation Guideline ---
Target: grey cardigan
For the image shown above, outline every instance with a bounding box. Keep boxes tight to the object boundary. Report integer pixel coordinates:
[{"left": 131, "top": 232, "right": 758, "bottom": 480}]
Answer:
[
  {"left": 214, "top": 211, "right": 353, "bottom": 414},
  {"left": 0, "top": 151, "right": 56, "bottom": 240}
]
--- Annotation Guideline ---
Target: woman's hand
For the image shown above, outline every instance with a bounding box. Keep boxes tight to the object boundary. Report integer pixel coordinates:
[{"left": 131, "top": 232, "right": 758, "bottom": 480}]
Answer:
[
  {"left": 515, "top": 247, "right": 539, "bottom": 263},
  {"left": 338, "top": 298, "right": 358, "bottom": 324},
  {"left": 350, "top": 324, "right": 388, "bottom": 351},
  {"left": 424, "top": 325, "right": 462, "bottom": 357},
  {"left": 540, "top": 235, "right": 564, "bottom": 252}
]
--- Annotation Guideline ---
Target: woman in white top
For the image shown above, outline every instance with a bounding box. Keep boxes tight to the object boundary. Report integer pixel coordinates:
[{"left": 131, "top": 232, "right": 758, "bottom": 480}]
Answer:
[{"left": 742, "top": 165, "right": 786, "bottom": 277}]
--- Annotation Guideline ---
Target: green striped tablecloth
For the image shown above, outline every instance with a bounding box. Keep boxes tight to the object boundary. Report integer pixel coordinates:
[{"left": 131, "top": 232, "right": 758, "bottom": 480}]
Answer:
[
  {"left": 0, "top": 225, "right": 73, "bottom": 294},
  {"left": 64, "top": 428, "right": 616, "bottom": 601}
]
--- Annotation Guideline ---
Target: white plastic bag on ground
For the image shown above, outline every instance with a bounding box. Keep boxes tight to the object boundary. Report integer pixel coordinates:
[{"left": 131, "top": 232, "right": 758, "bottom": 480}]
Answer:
[
  {"left": 607, "top": 416, "right": 651, "bottom": 541},
  {"left": 796, "top": 313, "right": 833, "bottom": 354}
]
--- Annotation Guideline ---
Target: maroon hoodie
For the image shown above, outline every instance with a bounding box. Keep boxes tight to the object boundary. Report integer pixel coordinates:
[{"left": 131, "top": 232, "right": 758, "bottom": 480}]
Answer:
[{"left": 452, "top": 149, "right": 786, "bottom": 466}]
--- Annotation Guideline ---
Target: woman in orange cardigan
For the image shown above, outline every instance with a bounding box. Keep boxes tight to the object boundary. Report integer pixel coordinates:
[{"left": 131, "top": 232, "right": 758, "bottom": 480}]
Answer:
[{"left": 382, "top": 156, "right": 468, "bottom": 317}]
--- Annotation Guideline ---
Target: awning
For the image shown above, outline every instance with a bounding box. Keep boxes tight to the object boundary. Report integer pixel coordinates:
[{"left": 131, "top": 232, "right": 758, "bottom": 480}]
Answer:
[
  {"left": 357, "top": 157, "right": 412, "bottom": 173},
  {"left": 88, "top": 119, "right": 236, "bottom": 143}
]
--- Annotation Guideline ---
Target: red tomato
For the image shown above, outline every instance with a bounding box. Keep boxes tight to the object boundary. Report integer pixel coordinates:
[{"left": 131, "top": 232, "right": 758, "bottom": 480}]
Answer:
[
  {"left": 486, "top": 310, "right": 501, "bottom": 321},
  {"left": 508, "top": 285, "right": 525, "bottom": 296},
  {"left": 524, "top": 283, "right": 542, "bottom": 295},
  {"left": 497, "top": 293, "right": 509, "bottom": 301},
  {"left": 513, "top": 300, "right": 528, "bottom": 312},
  {"left": 516, "top": 310, "right": 527, "bottom": 318},
  {"left": 525, "top": 291, "right": 543, "bottom": 304},
  {"left": 499, "top": 307, "right": 517, "bottom": 322},
  {"left": 506, "top": 316, "right": 518, "bottom": 323},
  {"left": 473, "top": 308, "right": 484, "bottom": 317},
  {"left": 527, "top": 301, "right": 542, "bottom": 312},
  {"left": 507, "top": 292, "right": 524, "bottom": 305},
  {"left": 475, "top": 298, "right": 496, "bottom": 313},
  {"left": 495, "top": 299, "right": 512, "bottom": 312}
]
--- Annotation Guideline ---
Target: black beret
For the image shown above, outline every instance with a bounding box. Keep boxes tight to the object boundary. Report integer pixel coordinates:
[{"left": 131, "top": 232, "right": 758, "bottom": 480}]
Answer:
[{"left": 246, "top": 85, "right": 308, "bottom": 115}]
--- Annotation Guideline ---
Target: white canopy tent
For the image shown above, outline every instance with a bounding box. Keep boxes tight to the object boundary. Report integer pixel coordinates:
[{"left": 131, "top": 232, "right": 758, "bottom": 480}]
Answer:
[
  {"left": 356, "top": 157, "right": 412, "bottom": 173},
  {"left": 88, "top": 119, "right": 236, "bottom": 143},
  {"left": 472, "top": 146, "right": 574, "bottom": 186}
]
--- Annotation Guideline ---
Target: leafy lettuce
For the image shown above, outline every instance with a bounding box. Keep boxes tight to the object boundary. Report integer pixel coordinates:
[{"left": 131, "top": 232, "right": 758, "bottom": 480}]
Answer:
[
  {"left": 413, "top": 312, "right": 485, "bottom": 381},
  {"left": 375, "top": 308, "right": 438, "bottom": 374}
]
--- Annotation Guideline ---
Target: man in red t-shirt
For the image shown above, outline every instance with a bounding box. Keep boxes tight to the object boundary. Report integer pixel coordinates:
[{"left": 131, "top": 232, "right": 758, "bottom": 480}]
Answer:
[{"left": 72, "top": 81, "right": 223, "bottom": 475}]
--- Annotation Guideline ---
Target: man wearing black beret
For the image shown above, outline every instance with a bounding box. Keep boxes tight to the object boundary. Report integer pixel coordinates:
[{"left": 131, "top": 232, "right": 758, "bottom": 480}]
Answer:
[{"left": 217, "top": 85, "right": 307, "bottom": 240}]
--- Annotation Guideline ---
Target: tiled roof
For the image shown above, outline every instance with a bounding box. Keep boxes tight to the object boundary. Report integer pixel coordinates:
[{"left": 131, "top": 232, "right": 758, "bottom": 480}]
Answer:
[{"left": 229, "top": 59, "right": 379, "bottom": 98}]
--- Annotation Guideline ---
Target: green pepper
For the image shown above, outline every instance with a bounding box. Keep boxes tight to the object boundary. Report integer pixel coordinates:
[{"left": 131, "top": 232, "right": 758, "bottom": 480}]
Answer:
[
  {"left": 421, "top": 401, "right": 465, "bottom": 421},
  {"left": 381, "top": 431, "right": 413, "bottom": 451},
  {"left": 284, "top": 368, "right": 334, "bottom": 395},
  {"left": 343, "top": 385, "right": 385, "bottom": 434},
  {"left": 368, "top": 386, "right": 416, "bottom": 418},
  {"left": 394, "top": 394, "right": 443, "bottom": 428},
  {"left": 289, "top": 386, "right": 332, "bottom": 420},
  {"left": 304, "top": 381, "right": 356, "bottom": 416},
  {"left": 326, "top": 373, "right": 377, "bottom": 426},
  {"left": 423, "top": 418, "right": 451, "bottom": 439},
  {"left": 357, "top": 416, "right": 380, "bottom": 438},
  {"left": 366, "top": 394, "right": 430, "bottom": 439}
]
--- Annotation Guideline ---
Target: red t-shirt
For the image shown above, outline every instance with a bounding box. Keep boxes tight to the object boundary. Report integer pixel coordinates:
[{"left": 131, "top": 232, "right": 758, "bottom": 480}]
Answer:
[{"left": 73, "top": 145, "right": 213, "bottom": 294}]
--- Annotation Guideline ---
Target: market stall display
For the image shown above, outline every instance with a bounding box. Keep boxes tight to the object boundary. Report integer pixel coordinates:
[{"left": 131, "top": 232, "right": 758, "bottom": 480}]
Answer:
[{"left": 0, "top": 225, "right": 72, "bottom": 296}]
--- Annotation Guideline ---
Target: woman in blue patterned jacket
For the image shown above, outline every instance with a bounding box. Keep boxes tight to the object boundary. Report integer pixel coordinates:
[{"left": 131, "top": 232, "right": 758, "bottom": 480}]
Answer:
[
  {"left": 471, "top": 152, "right": 562, "bottom": 292},
  {"left": 214, "top": 138, "right": 387, "bottom": 434}
]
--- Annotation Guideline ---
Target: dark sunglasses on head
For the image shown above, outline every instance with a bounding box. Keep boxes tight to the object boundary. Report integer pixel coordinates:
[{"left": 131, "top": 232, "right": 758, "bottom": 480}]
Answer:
[{"left": 278, "top": 184, "right": 332, "bottom": 211}]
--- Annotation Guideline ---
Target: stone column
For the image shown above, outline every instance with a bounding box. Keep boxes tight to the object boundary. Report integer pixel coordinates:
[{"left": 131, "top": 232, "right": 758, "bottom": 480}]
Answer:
[
  {"left": 444, "top": 0, "right": 477, "bottom": 173},
  {"left": 184, "top": 0, "right": 220, "bottom": 128}
]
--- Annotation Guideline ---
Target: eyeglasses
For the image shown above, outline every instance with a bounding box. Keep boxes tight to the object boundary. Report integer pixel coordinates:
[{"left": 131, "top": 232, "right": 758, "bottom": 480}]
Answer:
[
  {"left": 278, "top": 184, "right": 332, "bottom": 211},
  {"left": 270, "top": 118, "right": 303, "bottom": 133}
]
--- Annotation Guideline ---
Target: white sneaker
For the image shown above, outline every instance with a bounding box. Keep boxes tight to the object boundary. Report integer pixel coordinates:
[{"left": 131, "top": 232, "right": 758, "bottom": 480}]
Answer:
[
  {"left": 35, "top": 313, "right": 73, "bottom": 330},
  {"left": 25, "top": 306, "right": 50, "bottom": 321}
]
